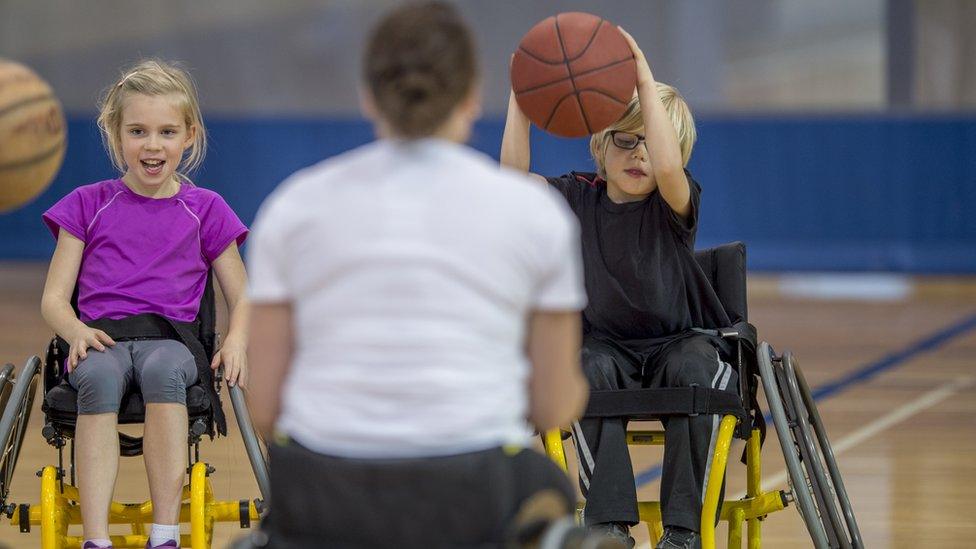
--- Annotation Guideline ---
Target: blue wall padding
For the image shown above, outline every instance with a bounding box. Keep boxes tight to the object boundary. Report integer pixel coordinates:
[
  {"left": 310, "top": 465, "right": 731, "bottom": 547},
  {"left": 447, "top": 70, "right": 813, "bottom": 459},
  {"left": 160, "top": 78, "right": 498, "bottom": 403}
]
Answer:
[{"left": 2, "top": 114, "right": 974, "bottom": 272}]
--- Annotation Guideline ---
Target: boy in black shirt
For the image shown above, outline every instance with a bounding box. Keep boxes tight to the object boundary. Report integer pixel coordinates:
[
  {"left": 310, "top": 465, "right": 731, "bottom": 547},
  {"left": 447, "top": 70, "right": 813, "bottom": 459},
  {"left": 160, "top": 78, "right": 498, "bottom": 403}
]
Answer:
[{"left": 501, "top": 30, "right": 737, "bottom": 549}]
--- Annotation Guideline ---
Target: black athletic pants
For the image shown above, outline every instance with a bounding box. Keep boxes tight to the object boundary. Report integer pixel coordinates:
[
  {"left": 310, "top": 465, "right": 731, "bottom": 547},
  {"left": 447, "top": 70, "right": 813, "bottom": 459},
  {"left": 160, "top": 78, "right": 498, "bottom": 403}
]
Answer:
[
  {"left": 260, "top": 439, "right": 576, "bottom": 548},
  {"left": 571, "top": 332, "right": 738, "bottom": 532}
]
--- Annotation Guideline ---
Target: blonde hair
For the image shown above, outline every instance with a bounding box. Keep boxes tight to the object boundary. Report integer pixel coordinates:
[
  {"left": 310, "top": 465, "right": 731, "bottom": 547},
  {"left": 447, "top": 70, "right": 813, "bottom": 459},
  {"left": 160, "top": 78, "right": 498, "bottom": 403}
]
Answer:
[
  {"left": 589, "top": 83, "right": 696, "bottom": 178},
  {"left": 96, "top": 59, "right": 206, "bottom": 178}
]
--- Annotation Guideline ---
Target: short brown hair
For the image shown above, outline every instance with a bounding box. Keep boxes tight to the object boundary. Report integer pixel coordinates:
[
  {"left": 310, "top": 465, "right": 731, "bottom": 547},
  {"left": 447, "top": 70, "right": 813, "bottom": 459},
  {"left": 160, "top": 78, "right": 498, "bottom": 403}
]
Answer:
[
  {"left": 363, "top": 2, "right": 477, "bottom": 138},
  {"left": 589, "top": 83, "right": 696, "bottom": 178}
]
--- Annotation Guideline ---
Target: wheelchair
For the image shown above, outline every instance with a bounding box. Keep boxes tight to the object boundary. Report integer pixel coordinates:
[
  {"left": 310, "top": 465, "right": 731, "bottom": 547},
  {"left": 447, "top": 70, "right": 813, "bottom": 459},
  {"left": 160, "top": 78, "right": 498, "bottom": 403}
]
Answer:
[
  {"left": 0, "top": 273, "right": 270, "bottom": 549},
  {"left": 542, "top": 242, "right": 864, "bottom": 549}
]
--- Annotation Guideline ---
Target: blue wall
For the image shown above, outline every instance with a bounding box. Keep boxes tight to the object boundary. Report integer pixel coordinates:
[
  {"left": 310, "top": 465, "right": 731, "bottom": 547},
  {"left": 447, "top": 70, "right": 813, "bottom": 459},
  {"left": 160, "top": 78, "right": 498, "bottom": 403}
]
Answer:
[{"left": 3, "top": 115, "right": 974, "bottom": 272}]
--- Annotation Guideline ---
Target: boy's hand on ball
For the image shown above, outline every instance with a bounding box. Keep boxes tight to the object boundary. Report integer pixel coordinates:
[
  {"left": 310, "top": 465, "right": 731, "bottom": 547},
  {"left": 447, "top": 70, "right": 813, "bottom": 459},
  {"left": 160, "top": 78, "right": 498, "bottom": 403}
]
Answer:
[{"left": 618, "top": 27, "right": 654, "bottom": 88}]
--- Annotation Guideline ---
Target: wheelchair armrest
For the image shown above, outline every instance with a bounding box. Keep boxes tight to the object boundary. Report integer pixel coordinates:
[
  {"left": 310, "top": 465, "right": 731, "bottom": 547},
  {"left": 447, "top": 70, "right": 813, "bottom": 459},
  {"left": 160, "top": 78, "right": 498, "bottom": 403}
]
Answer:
[
  {"left": 692, "top": 326, "right": 740, "bottom": 340},
  {"left": 718, "top": 327, "right": 740, "bottom": 339}
]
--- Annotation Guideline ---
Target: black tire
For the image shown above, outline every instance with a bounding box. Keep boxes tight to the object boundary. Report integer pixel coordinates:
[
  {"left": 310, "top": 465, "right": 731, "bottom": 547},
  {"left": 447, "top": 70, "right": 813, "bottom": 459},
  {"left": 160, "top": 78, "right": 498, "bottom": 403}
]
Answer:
[{"left": 0, "top": 357, "right": 41, "bottom": 508}]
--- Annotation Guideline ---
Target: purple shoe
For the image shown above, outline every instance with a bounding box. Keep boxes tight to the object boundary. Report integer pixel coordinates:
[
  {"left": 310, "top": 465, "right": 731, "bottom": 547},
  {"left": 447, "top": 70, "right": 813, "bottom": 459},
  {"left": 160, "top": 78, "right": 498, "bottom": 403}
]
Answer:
[
  {"left": 82, "top": 543, "right": 112, "bottom": 549},
  {"left": 145, "top": 541, "right": 179, "bottom": 549}
]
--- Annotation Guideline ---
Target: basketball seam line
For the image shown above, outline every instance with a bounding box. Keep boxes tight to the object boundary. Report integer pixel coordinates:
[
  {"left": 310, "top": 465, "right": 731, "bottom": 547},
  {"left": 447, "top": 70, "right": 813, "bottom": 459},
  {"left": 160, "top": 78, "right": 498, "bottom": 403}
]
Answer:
[
  {"left": 575, "top": 89, "right": 628, "bottom": 105},
  {"left": 550, "top": 16, "right": 595, "bottom": 134},
  {"left": 512, "top": 56, "right": 636, "bottom": 95},
  {"left": 572, "top": 17, "right": 609, "bottom": 63},
  {"left": 520, "top": 17, "right": 608, "bottom": 65},
  {"left": 0, "top": 139, "right": 65, "bottom": 172},
  {"left": 543, "top": 94, "right": 582, "bottom": 132},
  {"left": 557, "top": 17, "right": 588, "bottom": 133},
  {"left": 538, "top": 88, "right": 628, "bottom": 125},
  {"left": 516, "top": 46, "right": 567, "bottom": 67},
  {"left": 522, "top": 87, "right": 630, "bottom": 107},
  {"left": 0, "top": 93, "right": 56, "bottom": 119}
]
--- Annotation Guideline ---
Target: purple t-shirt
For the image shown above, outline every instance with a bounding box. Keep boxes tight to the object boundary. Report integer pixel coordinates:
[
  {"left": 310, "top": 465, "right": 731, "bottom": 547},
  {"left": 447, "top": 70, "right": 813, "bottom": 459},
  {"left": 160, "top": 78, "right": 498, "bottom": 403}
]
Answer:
[{"left": 43, "top": 179, "right": 248, "bottom": 323}]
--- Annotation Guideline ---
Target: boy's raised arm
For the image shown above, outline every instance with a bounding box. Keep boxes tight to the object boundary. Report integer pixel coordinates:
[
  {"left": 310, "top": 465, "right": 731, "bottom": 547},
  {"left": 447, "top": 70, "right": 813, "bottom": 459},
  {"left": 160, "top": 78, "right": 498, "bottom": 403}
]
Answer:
[
  {"left": 620, "top": 28, "right": 692, "bottom": 218},
  {"left": 501, "top": 91, "right": 548, "bottom": 183},
  {"left": 501, "top": 91, "right": 532, "bottom": 172}
]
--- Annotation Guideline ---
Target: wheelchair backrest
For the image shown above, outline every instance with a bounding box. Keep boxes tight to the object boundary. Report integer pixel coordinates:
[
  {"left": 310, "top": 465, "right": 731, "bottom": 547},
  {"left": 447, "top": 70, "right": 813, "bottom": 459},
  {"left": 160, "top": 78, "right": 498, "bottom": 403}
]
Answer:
[{"left": 693, "top": 241, "right": 748, "bottom": 325}]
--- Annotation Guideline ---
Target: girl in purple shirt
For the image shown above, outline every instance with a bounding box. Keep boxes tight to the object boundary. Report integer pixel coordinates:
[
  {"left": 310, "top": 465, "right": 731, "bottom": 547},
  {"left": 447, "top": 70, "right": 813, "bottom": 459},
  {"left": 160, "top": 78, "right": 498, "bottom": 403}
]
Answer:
[{"left": 40, "top": 60, "right": 249, "bottom": 549}]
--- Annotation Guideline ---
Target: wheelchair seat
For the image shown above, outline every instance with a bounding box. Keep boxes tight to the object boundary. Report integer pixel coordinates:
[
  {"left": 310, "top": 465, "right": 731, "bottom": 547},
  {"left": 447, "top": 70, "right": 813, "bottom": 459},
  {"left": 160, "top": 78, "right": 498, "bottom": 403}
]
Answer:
[{"left": 43, "top": 380, "right": 212, "bottom": 423}]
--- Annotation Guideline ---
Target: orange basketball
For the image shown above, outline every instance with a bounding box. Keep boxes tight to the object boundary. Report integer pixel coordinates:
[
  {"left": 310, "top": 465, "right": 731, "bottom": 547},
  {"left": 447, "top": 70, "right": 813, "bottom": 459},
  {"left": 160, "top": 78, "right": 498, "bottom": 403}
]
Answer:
[
  {"left": 0, "top": 59, "right": 66, "bottom": 213},
  {"left": 511, "top": 12, "right": 637, "bottom": 138}
]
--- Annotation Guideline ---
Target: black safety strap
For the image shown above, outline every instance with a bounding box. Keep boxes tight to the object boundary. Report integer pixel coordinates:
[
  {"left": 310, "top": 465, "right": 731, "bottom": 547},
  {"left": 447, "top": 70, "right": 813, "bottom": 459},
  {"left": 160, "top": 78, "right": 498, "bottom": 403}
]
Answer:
[{"left": 583, "top": 386, "right": 747, "bottom": 424}]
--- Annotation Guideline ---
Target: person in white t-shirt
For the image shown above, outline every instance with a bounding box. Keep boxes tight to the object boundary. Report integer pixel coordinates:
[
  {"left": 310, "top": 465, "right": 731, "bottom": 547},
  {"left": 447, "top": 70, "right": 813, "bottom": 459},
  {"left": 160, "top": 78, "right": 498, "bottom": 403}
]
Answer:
[{"left": 244, "top": 2, "right": 589, "bottom": 547}]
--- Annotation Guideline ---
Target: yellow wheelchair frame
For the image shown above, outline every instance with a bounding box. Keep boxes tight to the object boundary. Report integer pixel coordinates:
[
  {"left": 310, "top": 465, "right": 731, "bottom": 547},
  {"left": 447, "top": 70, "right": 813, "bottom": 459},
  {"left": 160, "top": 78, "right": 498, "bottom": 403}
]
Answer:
[
  {"left": 0, "top": 354, "right": 269, "bottom": 549},
  {"left": 10, "top": 462, "right": 260, "bottom": 549},
  {"left": 543, "top": 342, "right": 865, "bottom": 549},
  {"left": 543, "top": 422, "right": 786, "bottom": 549}
]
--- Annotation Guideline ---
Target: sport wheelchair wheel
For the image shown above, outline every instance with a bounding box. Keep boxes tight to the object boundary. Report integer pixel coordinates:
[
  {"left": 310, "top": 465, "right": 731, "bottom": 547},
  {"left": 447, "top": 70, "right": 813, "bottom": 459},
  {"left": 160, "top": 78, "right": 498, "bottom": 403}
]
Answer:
[
  {"left": 0, "top": 364, "right": 16, "bottom": 427},
  {"left": 228, "top": 383, "right": 270, "bottom": 502},
  {"left": 0, "top": 357, "right": 40, "bottom": 510},
  {"left": 757, "top": 343, "right": 863, "bottom": 549},
  {"left": 782, "top": 352, "right": 863, "bottom": 548}
]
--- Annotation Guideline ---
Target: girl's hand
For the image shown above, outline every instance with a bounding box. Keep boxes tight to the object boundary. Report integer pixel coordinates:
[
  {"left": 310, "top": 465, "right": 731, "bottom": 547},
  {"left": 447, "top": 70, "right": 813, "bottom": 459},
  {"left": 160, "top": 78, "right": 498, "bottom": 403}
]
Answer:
[
  {"left": 618, "top": 27, "right": 653, "bottom": 88},
  {"left": 66, "top": 327, "right": 115, "bottom": 372},
  {"left": 211, "top": 336, "right": 248, "bottom": 388}
]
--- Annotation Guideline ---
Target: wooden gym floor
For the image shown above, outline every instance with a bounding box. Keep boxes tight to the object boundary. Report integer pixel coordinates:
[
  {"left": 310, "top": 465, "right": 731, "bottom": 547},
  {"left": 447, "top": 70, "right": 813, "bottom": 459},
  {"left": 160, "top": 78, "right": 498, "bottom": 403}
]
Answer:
[{"left": 0, "top": 263, "right": 973, "bottom": 548}]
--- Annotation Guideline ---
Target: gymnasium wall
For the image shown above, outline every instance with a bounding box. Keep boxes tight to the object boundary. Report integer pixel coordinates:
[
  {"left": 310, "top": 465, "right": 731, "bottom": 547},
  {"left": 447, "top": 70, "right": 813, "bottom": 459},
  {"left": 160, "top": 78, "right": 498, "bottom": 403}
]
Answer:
[
  {"left": 1, "top": 113, "right": 973, "bottom": 272},
  {"left": 2, "top": 0, "right": 975, "bottom": 272}
]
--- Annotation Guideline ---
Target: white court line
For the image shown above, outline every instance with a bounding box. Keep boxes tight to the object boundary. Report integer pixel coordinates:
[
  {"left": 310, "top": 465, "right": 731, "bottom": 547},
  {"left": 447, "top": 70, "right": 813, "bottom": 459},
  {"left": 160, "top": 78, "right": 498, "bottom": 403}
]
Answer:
[
  {"left": 633, "top": 375, "right": 975, "bottom": 549},
  {"left": 753, "top": 374, "right": 975, "bottom": 496}
]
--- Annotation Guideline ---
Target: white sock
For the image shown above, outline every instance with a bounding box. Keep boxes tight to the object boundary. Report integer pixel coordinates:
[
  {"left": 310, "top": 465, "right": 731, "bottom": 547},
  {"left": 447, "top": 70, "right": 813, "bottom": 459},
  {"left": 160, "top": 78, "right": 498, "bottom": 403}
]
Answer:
[
  {"left": 85, "top": 539, "right": 112, "bottom": 548},
  {"left": 149, "top": 523, "right": 179, "bottom": 546}
]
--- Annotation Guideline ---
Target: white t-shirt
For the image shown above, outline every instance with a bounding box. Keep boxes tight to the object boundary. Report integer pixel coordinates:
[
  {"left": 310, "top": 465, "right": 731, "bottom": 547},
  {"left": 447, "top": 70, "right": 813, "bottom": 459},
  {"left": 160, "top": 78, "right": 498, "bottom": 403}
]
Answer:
[{"left": 247, "top": 138, "right": 585, "bottom": 458}]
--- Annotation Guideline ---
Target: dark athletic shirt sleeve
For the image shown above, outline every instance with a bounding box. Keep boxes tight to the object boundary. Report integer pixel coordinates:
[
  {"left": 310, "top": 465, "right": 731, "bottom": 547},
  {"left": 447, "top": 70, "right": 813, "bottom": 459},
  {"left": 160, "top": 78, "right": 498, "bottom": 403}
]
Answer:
[{"left": 545, "top": 172, "right": 594, "bottom": 214}]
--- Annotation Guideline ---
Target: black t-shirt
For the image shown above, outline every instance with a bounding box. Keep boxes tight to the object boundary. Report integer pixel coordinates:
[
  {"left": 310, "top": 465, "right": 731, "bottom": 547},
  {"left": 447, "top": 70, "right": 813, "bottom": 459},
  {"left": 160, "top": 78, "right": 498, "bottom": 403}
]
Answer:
[{"left": 546, "top": 171, "right": 730, "bottom": 343}]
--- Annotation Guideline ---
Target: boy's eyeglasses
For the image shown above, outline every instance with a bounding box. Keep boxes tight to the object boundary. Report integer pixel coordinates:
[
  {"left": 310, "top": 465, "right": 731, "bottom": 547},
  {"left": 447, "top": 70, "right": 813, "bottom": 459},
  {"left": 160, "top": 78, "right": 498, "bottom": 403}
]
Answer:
[{"left": 609, "top": 131, "right": 646, "bottom": 150}]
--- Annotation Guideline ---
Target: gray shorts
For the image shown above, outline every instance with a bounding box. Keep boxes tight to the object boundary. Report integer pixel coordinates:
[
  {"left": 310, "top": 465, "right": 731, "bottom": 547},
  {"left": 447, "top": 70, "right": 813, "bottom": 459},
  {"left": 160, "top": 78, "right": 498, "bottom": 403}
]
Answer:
[{"left": 68, "top": 339, "right": 199, "bottom": 415}]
